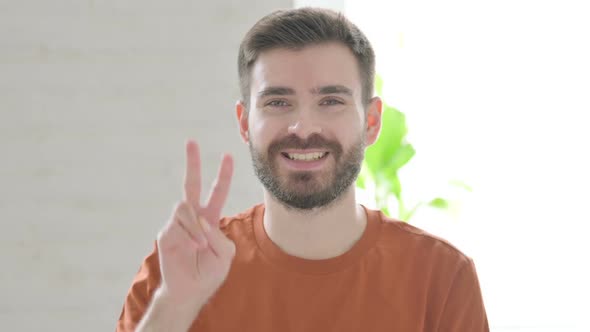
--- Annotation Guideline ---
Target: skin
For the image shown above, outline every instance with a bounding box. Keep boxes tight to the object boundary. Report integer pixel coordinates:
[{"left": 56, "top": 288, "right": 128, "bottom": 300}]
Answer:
[
  {"left": 137, "top": 143, "right": 236, "bottom": 332},
  {"left": 236, "top": 42, "right": 382, "bottom": 259},
  {"left": 137, "top": 42, "right": 382, "bottom": 331}
]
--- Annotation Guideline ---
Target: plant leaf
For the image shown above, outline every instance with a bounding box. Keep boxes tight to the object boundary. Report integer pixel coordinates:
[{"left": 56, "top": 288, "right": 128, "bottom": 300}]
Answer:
[
  {"left": 377, "top": 171, "right": 402, "bottom": 202},
  {"left": 387, "top": 143, "right": 416, "bottom": 172},
  {"left": 356, "top": 173, "right": 366, "bottom": 189},
  {"left": 428, "top": 198, "right": 450, "bottom": 209},
  {"left": 381, "top": 205, "right": 391, "bottom": 217},
  {"left": 364, "top": 104, "right": 407, "bottom": 175}
]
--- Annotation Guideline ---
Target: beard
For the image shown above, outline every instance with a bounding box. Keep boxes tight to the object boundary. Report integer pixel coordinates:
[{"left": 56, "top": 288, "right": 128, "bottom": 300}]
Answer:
[{"left": 249, "top": 133, "right": 365, "bottom": 210}]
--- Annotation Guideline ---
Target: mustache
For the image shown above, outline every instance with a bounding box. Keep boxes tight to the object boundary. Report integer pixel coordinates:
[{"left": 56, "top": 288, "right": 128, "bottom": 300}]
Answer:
[{"left": 267, "top": 134, "right": 343, "bottom": 156}]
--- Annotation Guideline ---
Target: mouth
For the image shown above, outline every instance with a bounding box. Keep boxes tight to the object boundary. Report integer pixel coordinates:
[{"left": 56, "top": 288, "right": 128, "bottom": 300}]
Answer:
[
  {"left": 280, "top": 151, "right": 329, "bottom": 161},
  {"left": 278, "top": 150, "right": 330, "bottom": 171}
]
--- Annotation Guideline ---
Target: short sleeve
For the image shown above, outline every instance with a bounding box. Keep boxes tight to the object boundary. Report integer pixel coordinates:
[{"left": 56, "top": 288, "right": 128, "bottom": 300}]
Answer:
[
  {"left": 437, "top": 258, "right": 490, "bottom": 331},
  {"left": 116, "top": 242, "right": 162, "bottom": 332}
]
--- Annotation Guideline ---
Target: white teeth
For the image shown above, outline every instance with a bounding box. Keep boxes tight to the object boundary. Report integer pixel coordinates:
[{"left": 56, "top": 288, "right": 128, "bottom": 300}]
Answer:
[{"left": 286, "top": 152, "right": 326, "bottom": 161}]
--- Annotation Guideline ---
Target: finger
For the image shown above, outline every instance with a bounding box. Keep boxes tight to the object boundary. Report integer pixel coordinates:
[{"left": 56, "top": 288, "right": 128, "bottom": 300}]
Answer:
[
  {"left": 183, "top": 140, "right": 202, "bottom": 212},
  {"left": 204, "top": 154, "right": 234, "bottom": 223},
  {"left": 175, "top": 202, "right": 208, "bottom": 248},
  {"left": 158, "top": 214, "right": 200, "bottom": 252},
  {"left": 168, "top": 219, "right": 201, "bottom": 252},
  {"left": 201, "top": 218, "right": 236, "bottom": 259}
]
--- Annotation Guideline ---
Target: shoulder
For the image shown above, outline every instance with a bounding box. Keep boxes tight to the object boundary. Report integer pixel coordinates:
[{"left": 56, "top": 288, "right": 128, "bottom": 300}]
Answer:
[
  {"left": 218, "top": 204, "right": 263, "bottom": 237},
  {"left": 372, "top": 210, "right": 473, "bottom": 268}
]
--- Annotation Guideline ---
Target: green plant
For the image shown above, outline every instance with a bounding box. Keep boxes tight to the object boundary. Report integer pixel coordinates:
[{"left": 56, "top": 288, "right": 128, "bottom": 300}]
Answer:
[{"left": 356, "top": 76, "right": 468, "bottom": 221}]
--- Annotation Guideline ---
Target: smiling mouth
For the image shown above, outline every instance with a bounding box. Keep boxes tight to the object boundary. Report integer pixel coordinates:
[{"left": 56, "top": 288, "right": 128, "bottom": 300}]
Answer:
[{"left": 280, "top": 151, "right": 329, "bottom": 161}]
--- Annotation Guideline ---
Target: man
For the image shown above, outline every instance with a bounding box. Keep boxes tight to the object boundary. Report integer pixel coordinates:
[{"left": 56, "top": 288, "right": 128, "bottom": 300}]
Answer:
[{"left": 117, "top": 7, "right": 489, "bottom": 332}]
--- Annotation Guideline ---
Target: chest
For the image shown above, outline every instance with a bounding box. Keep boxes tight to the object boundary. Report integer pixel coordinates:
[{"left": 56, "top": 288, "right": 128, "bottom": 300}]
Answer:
[{"left": 191, "top": 263, "right": 434, "bottom": 332}]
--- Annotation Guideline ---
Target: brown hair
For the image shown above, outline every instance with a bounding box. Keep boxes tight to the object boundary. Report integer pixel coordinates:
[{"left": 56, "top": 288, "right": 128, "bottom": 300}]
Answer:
[{"left": 237, "top": 7, "right": 375, "bottom": 109}]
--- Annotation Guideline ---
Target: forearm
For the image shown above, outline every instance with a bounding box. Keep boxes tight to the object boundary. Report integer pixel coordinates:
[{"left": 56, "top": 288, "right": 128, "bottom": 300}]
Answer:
[{"left": 136, "top": 288, "right": 206, "bottom": 332}]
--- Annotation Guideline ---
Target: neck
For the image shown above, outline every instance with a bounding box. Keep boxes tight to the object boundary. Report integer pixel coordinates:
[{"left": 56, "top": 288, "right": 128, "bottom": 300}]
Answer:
[{"left": 262, "top": 186, "right": 367, "bottom": 260}]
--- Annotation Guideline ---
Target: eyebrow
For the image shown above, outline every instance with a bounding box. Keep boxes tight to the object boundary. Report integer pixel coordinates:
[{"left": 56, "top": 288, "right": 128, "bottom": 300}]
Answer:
[
  {"left": 257, "top": 87, "right": 295, "bottom": 98},
  {"left": 256, "top": 85, "right": 353, "bottom": 98},
  {"left": 311, "top": 85, "right": 353, "bottom": 96}
]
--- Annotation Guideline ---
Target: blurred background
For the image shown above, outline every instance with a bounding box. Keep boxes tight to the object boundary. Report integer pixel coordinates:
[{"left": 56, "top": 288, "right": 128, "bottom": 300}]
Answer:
[{"left": 1, "top": 0, "right": 588, "bottom": 331}]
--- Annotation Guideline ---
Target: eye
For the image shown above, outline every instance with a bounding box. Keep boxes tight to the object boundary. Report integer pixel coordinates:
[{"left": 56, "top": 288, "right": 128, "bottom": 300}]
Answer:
[
  {"left": 320, "top": 98, "right": 344, "bottom": 106},
  {"left": 266, "top": 99, "right": 290, "bottom": 107}
]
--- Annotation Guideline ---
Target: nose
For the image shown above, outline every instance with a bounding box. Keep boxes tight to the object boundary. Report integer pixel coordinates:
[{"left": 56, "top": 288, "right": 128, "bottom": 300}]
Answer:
[{"left": 287, "top": 119, "right": 322, "bottom": 139}]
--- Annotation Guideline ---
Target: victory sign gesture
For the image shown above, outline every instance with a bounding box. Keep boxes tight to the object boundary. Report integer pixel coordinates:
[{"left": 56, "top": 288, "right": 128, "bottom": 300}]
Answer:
[{"left": 156, "top": 140, "right": 235, "bottom": 304}]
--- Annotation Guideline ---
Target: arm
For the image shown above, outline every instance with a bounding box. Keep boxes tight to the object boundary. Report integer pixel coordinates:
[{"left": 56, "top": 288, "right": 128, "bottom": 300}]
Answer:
[
  {"left": 116, "top": 237, "right": 228, "bottom": 332},
  {"left": 135, "top": 287, "right": 207, "bottom": 332},
  {"left": 116, "top": 140, "right": 236, "bottom": 332},
  {"left": 116, "top": 244, "right": 161, "bottom": 332},
  {"left": 437, "top": 258, "right": 490, "bottom": 331},
  {"left": 116, "top": 245, "right": 208, "bottom": 332}
]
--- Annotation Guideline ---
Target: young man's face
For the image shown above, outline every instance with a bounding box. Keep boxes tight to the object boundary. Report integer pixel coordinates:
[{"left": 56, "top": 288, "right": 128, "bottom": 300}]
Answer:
[{"left": 237, "top": 42, "right": 381, "bottom": 210}]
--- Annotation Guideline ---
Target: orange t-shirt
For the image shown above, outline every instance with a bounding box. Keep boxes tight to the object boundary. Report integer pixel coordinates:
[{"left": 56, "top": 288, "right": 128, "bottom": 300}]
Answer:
[{"left": 117, "top": 204, "right": 489, "bottom": 331}]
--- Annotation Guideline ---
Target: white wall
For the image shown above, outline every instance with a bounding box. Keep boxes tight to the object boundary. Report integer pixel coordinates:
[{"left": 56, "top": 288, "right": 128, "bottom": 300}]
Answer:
[
  {"left": 0, "top": 1, "right": 291, "bottom": 331},
  {"left": 345, "top": 0, "right": 590, "bottom": 330}
]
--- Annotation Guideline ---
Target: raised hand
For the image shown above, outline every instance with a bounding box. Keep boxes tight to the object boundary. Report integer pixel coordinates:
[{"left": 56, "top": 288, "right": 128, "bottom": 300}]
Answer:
[{"left": 156, "top": 140, "right": 235, "bottom": 304}]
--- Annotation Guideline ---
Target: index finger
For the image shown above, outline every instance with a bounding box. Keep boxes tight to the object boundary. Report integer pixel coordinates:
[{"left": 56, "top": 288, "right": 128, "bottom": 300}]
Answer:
[{"left": 183, "top": 139, "right": 201, "bottom": 210}]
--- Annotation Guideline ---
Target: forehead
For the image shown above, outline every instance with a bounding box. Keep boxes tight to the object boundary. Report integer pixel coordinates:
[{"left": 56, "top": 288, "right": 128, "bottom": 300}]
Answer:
[{"left": 250, "top": 42, "right": 362, "bottom": 97}]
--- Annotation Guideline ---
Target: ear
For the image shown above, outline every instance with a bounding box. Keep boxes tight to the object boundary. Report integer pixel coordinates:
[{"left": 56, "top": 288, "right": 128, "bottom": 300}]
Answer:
[
  {"left": 236, "top": 100, "right": 250, "bottom": 144},
  {"left": 365, "top": 96, "right": 382, "bottom": 146}
]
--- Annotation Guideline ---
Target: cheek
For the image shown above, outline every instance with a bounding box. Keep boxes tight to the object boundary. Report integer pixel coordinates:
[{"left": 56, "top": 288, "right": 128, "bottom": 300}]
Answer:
[
  {"left": 330, "top": 114, "right": 364, "bottom": 138},
  {"left": 249, "top": 115, "right": 283, "bottom": 147}
]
